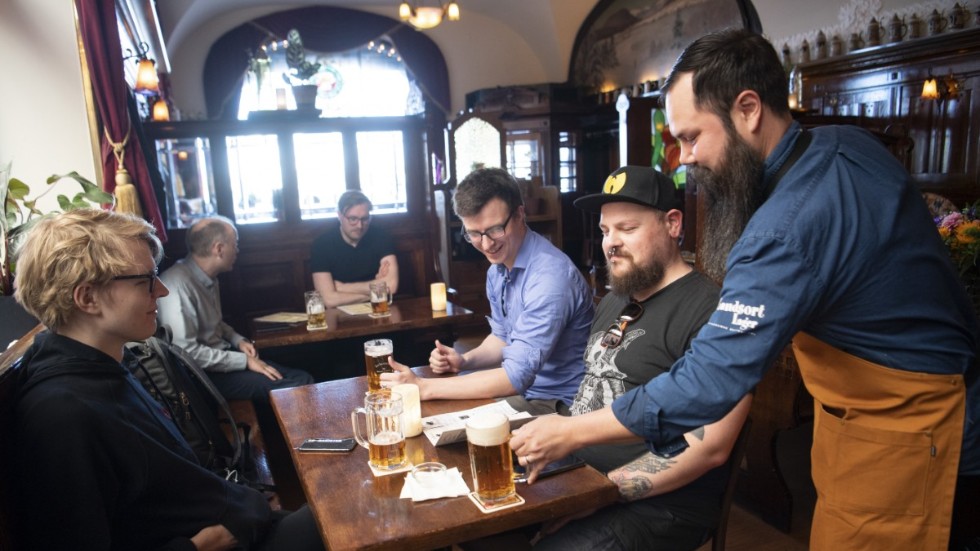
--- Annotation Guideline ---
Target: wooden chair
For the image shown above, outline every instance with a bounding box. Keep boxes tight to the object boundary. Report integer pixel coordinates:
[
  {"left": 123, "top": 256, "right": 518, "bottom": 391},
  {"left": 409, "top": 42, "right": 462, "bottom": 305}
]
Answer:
[
  {"left": 708, "top": 417, "right": 754, "bottom": 551},
  {"left": 0, "top": 324, "right": 42, "bottom": 551}
]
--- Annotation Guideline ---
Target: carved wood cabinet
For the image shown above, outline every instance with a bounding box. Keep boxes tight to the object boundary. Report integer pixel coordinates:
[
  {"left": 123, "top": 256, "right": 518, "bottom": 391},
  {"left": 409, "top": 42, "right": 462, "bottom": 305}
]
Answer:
[{"left": 799, "top": 27, "right": 980, "bottom": 206}]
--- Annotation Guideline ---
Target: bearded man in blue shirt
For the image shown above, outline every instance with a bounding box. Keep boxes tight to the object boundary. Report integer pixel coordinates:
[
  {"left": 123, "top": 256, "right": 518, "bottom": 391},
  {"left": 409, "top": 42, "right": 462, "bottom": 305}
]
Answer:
[{"left": 512, "top": 28, "right": 978, "bottom": 550}]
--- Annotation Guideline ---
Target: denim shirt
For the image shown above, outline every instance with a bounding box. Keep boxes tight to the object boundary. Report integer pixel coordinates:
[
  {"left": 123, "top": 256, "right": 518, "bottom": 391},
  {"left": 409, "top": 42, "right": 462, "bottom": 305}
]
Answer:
[{"left": 612, "top": 122, "right": 979, "bottom": 473}]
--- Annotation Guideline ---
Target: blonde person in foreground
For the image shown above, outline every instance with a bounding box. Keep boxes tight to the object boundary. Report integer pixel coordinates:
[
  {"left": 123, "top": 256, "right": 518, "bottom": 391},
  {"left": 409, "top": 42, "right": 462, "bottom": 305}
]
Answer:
[
  {"left": 511, "top": 29, "right": 978, "bottom": 550},
  {"left": 10, "top": 209, "right": 323, "bottom": 550}
]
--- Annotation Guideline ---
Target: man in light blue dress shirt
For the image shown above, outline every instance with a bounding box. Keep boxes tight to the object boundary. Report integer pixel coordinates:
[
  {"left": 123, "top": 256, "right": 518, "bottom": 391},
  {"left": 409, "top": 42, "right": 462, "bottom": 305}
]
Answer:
[{"left": 385, "top": 168, "right": 593, "bottom": 413}]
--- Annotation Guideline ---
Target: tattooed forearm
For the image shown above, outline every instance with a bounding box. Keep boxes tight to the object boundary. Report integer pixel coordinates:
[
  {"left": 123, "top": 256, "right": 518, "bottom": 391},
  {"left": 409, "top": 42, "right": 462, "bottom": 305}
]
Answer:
[
  {"left": 609, "top": 470, "right": 653, "bottom": 501},
  {"left": 608, "top": 453, "right": 677, "bottom": 501}
]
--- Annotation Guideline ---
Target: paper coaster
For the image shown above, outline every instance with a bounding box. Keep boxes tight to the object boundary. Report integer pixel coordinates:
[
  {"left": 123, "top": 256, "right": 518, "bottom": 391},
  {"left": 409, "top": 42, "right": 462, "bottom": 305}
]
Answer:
[
  {"left": 368, "top": 461, "right": 413, "bottom": 477},
  {"left": 467, "top": 491, "right": 525, "bottom": 514}
]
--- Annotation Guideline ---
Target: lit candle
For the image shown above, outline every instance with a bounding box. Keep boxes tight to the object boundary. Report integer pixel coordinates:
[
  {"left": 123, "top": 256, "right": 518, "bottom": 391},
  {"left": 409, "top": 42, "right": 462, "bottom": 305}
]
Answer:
[
  {"left": 276, "top": 88, "right": 287, "bottom": 110},
  {"left": 430, "top": 282, "right": 447, "bottom": 311},
  {"left": 393, "top": 383, "right": 422, "bottom": 437}
]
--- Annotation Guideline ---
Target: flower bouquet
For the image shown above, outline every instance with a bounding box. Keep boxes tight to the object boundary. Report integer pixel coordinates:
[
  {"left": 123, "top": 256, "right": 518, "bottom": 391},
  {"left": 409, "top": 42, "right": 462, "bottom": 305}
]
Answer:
[
  {"left": 936, "top": 201, "right": 980, "bottom": 276},
  {"left": 935, "top": 200, "right": 980, "bottom": 314}
]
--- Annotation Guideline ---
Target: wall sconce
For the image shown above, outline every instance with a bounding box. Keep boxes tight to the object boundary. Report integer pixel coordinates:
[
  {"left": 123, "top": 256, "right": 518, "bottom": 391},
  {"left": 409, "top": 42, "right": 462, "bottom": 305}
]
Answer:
[
  {"left": 398, "top": 1, "right": 460, "bottom": 30},
  {"left": 151, "top": 97, "right": 170, "bottom": 122},
  {"left": 122, "top": 42, "right": 159, "bottom": 95},
  {"left": 921, "top": 73, "right": 960, "bottom": 101}
]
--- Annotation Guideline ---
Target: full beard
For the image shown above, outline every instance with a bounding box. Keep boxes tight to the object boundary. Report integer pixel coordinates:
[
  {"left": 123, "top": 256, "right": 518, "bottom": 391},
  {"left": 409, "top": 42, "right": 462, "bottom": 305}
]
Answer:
[
  {"left": 607, "top": 252, "right": 665, "bottom": 298},
  {"left": 689, "top": 130, "right": 766, "bottom": 284}
]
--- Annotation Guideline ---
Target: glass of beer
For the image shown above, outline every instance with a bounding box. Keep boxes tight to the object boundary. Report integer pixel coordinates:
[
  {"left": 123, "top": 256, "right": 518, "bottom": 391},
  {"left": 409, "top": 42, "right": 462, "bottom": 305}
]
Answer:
[
  {"left": 350, "top": 389, "right": 408, "bottom": 471},
  {"left": 369, "top": 281, "right": 391, "bottom": 317},
  {"left": 364, "top": 338, "right": 394, "bottom": 391},
  {"left": 305, "top": 291, "right": 327, "bottom": 331},
  {"left": 466, "top": 412, "right": 517, "bottom": 505}
]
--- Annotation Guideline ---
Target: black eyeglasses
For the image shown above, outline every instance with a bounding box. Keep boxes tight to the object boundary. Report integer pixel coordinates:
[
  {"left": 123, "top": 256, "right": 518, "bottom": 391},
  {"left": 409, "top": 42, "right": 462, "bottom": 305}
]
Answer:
[
  {"left": 344, "top": 214, "right": 371, "bottom": 226},
  {"left": 462, "top": 210, "right": 513, "bottom": 244},
  {"left": 600, "top": 301, "right": 644, "bottom": 348},
  {"left": 112, "top": 268, "right": 160, "bottom": 294}
]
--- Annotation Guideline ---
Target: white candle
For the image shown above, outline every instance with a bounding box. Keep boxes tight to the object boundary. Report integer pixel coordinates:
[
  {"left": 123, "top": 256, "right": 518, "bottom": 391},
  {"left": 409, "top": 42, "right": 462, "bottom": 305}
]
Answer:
[
  {"left": 430, "top": 282, "right": 447, "bottom": 311},
  {"left": 276, "top": 88, "right": 287, "bottom": 110},
  {"left": 393, "top": 383, "right": 422, "bottom": 437}
]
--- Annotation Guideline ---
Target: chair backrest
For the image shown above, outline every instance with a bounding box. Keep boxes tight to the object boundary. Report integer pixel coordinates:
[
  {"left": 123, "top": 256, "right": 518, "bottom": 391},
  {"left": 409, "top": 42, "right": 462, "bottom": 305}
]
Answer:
[
  {"left": 711, "top": 417, "right": 753, "bottom": 551},
  {"left": 0, "top": 325, "right": 40, "bottom": 551}
]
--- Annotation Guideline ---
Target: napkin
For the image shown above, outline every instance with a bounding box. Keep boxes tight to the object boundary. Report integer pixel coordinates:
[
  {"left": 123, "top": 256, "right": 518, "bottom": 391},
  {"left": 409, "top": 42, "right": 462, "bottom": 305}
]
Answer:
[{"left": 400, "top": 467, "right": 471, "bottom": 502}]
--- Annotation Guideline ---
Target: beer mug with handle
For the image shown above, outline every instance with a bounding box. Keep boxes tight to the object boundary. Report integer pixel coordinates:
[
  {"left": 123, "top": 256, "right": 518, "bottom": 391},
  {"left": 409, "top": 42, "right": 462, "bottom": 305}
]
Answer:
[
  {"left": 369, "top": 281, "right": 392, "bottom": 317},
  {"left": 466, "top": 412, "right": 517, "bottom": 505},
  {"left": 351, "top": 389, "right": 408, "bottom": 470}
]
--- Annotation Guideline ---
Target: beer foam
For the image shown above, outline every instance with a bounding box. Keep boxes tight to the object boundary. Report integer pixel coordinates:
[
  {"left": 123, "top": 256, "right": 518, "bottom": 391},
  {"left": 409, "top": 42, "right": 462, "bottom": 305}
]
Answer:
[
  {"left": 365, "top": 339, "right": 393, "bottom": 356},
  {"left": 466, "top": 412, "right": 510, "bottom": 446}
]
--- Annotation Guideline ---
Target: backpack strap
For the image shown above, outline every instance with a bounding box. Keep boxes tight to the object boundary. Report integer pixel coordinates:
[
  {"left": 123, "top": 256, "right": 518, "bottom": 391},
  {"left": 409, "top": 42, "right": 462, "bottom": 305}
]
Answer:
[{"left": 154, "top": 336, "right": 244, "bottom": 471}]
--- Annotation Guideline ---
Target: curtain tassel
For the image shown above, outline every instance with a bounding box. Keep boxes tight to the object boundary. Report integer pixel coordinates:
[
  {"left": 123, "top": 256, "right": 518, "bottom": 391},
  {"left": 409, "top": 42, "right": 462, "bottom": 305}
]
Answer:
[
  {"left": 104, "top": 126, "right": 143, "bottom": 216},
  {"left": 114, "top": 167, "right": 143, "bottom": 216}
]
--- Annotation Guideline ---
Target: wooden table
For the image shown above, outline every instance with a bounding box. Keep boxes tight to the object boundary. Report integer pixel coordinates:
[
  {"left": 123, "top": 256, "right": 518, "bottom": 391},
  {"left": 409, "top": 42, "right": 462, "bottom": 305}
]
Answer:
[
  {"left": 251, "top": 297, "right": 476, "bottom": 350},
  {"left": 270, "top": 376, "right": 619, "bottom": 551}
]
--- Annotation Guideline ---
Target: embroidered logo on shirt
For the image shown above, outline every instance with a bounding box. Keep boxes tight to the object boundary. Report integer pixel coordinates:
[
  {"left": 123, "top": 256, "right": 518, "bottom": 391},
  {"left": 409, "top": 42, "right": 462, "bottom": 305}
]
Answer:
[{"left": 711, "top": 299, "right": 766, "bottom": 333}]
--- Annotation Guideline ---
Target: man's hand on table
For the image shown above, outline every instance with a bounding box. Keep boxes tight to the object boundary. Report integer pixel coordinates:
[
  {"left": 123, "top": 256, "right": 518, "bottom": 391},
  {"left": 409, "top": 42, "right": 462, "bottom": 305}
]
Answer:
[{"left": 510, "top": 415, "right": 580, "bottom": 484}]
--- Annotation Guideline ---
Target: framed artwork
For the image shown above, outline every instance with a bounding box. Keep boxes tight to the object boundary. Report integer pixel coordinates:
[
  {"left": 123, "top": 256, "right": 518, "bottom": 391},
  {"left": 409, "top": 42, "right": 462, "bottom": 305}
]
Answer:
[{"left": 570, "top": 0, "right": 761, "bottom": 93}]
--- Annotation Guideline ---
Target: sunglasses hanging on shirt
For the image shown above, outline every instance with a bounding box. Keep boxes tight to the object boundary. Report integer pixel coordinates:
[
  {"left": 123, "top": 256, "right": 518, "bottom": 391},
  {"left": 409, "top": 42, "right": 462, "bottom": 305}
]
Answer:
[{"left": 600, "top": 301, "right": 644, "bottom": 348}]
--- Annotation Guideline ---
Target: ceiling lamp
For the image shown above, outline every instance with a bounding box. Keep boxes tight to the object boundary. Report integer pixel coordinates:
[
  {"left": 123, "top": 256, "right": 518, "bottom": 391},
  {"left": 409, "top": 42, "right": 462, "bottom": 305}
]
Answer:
[{"left": 398, "top": 1, "right": 460, "bottom": 30}]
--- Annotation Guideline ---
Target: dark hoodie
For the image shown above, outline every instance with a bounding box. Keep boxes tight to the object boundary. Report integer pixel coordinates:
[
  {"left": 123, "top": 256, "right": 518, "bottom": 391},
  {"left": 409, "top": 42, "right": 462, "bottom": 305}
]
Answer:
[{"left": 13, "top": 332, "right": 273, "bottom": 550}]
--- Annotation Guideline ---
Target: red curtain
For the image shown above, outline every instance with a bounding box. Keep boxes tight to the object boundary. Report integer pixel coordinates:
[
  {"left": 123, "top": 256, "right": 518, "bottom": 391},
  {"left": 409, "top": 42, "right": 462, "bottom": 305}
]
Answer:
[{"left": 74, "top": 0, "right": 167, "bottom": 241}]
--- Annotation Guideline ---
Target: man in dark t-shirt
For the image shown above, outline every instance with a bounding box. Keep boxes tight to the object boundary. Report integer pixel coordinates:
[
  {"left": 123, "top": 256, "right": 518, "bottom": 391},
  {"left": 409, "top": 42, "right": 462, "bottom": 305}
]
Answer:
[
  {"left": 529, "top": 166, "right": 752, "bottom": 551},
  {"left": 310, "top": 190, "right": 398, "bottom": 307}
]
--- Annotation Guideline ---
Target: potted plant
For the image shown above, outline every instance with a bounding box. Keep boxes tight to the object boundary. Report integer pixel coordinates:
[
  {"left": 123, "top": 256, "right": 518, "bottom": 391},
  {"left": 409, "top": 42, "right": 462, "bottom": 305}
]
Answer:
[
  {"left": 1, "top": 163, "right": 114, "bottom": 296},
  {"left": 282, "top": 29, "right": 322, "bottom": 110}
]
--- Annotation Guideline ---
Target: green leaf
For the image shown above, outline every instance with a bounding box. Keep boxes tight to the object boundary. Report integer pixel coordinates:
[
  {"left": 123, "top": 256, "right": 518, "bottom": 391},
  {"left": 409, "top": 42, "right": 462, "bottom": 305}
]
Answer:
[
  {"left": 57, "top": 195, "right": 72, "bottom": 211},
  {"left": 6, "top": 178, "right": 30, "bottom": 200}
]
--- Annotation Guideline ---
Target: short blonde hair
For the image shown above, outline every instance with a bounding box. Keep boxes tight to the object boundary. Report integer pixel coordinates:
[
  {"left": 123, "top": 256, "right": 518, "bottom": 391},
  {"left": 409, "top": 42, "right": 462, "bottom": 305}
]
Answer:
[{"left": 13, "top": 209, "right": 162, "bottom": 331}]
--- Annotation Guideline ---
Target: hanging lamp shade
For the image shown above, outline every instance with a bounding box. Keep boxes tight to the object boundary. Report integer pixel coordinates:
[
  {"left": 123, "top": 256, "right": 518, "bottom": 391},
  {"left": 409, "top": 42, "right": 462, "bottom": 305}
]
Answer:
[
  {"left": 921, "top": 78, "right": 939, "bottom": 100},
  {"left": 398, "top": 1, "right": 460, "bottom": 30},
  {"left": 135, "top": 58, "right": 159, "bottom": 94},
  {"left": 151, "top": 97, "right": 170, "bottom": 121}
]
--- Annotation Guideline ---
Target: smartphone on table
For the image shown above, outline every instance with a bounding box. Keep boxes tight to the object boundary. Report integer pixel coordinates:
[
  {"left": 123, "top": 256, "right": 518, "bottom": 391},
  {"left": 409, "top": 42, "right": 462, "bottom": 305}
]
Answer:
[
  {"left": 296, "top": 437, "right": 356, "bottom": 453},
  {"left": 513, "top": 454, "right": 586, "bottom": 483}
]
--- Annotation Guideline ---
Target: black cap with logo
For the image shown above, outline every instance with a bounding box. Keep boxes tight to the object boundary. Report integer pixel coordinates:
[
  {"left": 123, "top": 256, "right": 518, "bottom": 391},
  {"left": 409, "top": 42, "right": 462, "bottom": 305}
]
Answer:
[{"left": 573, "top": 166, "right": 681, "bottom": 213}]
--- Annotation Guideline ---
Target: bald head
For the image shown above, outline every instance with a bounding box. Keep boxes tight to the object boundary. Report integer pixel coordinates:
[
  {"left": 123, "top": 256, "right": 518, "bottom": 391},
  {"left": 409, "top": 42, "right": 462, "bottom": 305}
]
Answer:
[{"left": 186, "top": 216, "right": 237, "bottom": 259}]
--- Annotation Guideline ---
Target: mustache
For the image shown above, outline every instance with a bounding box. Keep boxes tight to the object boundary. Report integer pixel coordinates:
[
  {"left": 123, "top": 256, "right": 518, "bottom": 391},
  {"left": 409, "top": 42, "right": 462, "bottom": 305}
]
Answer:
[{"left": 606, "top": 247, "right": 633, "bottom": 261}]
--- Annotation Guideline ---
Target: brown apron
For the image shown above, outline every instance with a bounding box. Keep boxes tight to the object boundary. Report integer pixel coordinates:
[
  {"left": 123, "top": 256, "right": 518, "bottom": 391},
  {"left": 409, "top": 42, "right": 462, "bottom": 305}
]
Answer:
[{"left": 792, "top": 332, "right": 965, "bottom": 550}]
